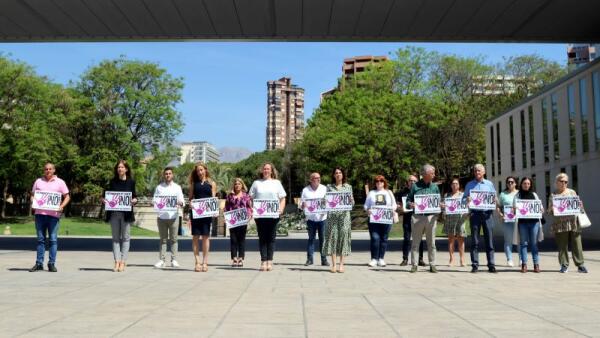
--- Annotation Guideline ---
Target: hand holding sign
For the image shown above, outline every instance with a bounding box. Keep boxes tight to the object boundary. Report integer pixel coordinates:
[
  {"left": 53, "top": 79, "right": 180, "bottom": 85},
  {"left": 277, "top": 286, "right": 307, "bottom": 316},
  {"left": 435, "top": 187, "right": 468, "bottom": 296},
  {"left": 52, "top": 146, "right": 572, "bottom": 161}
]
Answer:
[{"left": 32, "top": 191, "right": 62, "bottom": 211}]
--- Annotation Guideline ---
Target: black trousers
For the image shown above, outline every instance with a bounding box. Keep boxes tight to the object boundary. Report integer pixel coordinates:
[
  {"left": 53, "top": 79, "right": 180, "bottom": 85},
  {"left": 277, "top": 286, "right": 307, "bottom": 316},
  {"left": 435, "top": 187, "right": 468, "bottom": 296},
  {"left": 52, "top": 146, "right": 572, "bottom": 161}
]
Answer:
[
  {"left": 230, "top": 225, "right": 248, "bottom": 259},
  {"left": 256, "top": 218, "right": 278, "bottom": 261}
]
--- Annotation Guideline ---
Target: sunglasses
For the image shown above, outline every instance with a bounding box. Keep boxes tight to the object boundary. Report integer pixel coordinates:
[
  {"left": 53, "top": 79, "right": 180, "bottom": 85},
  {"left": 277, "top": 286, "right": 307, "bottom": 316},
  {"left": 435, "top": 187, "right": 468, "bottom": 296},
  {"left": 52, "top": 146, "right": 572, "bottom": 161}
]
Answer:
[
  {"left": 507, "top": 181, "right": 515, "bottom": 184},
  {"left": 375, "top": 180, "right": 384, "bottom": 183}
]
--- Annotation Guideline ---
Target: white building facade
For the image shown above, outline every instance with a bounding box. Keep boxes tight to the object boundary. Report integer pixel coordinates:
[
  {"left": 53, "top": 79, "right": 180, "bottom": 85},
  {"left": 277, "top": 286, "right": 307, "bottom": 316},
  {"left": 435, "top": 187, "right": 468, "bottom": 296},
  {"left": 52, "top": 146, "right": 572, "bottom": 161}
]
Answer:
[
  {"left": 180, "top": 142, "right": 220, "bottom": 164},
  {"left": 486, "top": 58, "right": 600, "bottom": 239}
]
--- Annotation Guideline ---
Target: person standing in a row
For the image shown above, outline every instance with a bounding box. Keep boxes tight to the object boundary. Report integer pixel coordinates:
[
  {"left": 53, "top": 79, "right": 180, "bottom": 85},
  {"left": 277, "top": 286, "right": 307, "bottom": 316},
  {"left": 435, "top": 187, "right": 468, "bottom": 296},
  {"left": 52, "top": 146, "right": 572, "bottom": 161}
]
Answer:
[
  {"left": 189, "top": 162, "right": 216, "bottom": 272},
  {"left": 29, "top": 162, "right": 71, "bottom": 272},
  {"left": 395, "top": 175, "right": 425, "bottom": 267},
  {"left": 407, "top": 164, "right": 440, "bottom": 273},
  {"left": 104, "top": 160, "right": 137, "bottom": 272},
  {"left": 549, "top": 173, "right": 588, "bottom": 273},
  {"left": 443, "top": 178, "right": 466, "bottom": 267},
  {"left": 249, "top": 162, "right": 286, "bottom": 272},
  {"left": 513, "top": 177, "right": 543, "bottom": 273},
  {"left": 464, "top": 164, "right": 497, "bottom": 273},
  {"left": 498, "top": 176, "right": 519, "bottom": 267},
  {"left": 301, "top": 172, "right": 329, "bottom": 267},
  {"left": 153, "top": 167, "right": 184, "bottom": 269},
  {"left": 225, "top": 178, "right": 252, "bottom": 267},
  {"left": 364, "top": 175, "right": 396, "bottom": 268},
  {"left": 323, "top": 167, "right": 353, "bottom": 273}
]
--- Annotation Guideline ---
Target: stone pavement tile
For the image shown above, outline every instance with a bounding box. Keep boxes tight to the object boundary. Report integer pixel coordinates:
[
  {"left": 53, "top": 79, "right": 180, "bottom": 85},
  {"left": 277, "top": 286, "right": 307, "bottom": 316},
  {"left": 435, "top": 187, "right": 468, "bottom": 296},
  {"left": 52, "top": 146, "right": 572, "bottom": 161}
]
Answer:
[
  {"left": 212, "top": 323, "right": 305, "bottom": 338},
  {"left": 491, "top": 328, "right": 587, "bottom": 338}
]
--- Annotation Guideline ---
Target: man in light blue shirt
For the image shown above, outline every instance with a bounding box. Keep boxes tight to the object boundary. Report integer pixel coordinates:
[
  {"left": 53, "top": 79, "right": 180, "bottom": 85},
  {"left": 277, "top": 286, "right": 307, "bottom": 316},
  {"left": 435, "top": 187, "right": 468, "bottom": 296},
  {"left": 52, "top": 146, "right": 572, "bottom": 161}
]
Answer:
[{"left": 464, "top": 164, "right": 498, "bottom": 273}]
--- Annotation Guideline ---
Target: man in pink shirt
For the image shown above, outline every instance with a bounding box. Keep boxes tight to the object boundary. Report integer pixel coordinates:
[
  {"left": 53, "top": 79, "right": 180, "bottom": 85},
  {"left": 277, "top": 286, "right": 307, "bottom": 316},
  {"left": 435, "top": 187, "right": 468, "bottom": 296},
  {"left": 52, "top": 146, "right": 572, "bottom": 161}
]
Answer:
[{"left": 29, "top": 162, "right": 70, "bottom": 272}]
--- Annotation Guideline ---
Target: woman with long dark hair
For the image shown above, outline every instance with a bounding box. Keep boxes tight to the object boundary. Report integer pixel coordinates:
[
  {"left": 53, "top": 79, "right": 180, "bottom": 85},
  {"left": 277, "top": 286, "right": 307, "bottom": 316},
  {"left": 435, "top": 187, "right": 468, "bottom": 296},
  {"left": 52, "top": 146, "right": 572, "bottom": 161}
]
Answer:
[{"left": 188, "top": 162, "right": 217, "bottom": 272}]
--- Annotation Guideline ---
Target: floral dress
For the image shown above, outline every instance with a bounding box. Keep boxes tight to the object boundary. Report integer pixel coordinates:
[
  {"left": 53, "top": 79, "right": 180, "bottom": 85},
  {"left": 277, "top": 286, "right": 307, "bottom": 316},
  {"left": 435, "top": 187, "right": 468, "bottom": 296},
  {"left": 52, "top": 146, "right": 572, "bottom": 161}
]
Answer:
[
  {"left": 442, "top": 192, "right": 467, "bottom": 237},
  {"left": 323, "top": 183, "right": 353, "bottom": 256}
]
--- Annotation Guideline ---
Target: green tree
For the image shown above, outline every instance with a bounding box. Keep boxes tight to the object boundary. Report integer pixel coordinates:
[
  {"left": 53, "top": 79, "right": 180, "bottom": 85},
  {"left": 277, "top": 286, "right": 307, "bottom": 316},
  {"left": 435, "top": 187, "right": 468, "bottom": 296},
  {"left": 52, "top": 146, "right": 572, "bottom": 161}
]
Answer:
[{"left": 72, "top": 57, "right": 185, "bottom": 197}]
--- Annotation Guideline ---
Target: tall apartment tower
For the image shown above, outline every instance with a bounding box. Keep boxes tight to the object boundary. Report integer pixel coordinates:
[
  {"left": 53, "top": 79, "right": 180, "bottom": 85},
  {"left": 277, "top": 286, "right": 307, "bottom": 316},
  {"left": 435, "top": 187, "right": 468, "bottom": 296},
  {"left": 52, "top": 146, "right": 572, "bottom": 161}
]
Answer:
[{"left": 266, "top": 77, "right": 305, "bottom": 150}]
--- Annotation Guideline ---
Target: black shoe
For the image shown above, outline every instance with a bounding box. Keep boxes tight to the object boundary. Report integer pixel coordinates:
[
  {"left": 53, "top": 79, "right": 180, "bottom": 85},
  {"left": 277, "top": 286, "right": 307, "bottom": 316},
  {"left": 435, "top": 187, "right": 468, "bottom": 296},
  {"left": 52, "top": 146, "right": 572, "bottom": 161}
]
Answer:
[
  {"left": 399, "top": 259, "right": 408, "bottom": 266},
  {"left": 418, "top": 260, "right": 427, "bottom": 267},
  {"left": 29, "top": 263, "right": 43, "bottom": 272},
  {"left": 48, "top": 263, "right": 57, "bottom": 272},
  {"left": 321, "top": 259, "right": 329, "bottom": 266},
  {"left": 304, "top": 260, "right": 313, "bottom": 266},
  {"left": 471, "top": 266, "right": 478, "bottom": 273},
  {"left": 488, "top": 266, "right": 497, "bottom": 273},
  {"left": 429, "top": 265, "right": 438, "bottom": 273}
]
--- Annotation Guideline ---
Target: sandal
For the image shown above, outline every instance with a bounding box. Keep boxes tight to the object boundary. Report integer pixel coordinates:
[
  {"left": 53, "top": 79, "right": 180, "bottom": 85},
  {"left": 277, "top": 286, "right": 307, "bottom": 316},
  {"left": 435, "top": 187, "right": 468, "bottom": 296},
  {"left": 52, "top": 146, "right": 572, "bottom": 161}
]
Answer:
[
  {"left": 194, "top": 263, "right": 202, "bottom": 272},
  {"left": 259, "top": 262, "right": 267, "bottom": 271},
  {"left": 338, "top": 264, "right": 345, "bottom": 273},
  {"left": 118, "top": 261, "right": 126, "bottom": 272},
  {"left": 239, "top": 260, "right": 244, "bottom": 268},
  {"left": 232, "top": 259, "right": 237, "bottom": 267},
  {"left": 330, "top": 265, "right": 337, "bottom": 273},
  {"left": 202, "top": 263, "right": 208, "bottom": 272},
  {"left": 266, "top": 263, "right": 273, "bottom": 271}
]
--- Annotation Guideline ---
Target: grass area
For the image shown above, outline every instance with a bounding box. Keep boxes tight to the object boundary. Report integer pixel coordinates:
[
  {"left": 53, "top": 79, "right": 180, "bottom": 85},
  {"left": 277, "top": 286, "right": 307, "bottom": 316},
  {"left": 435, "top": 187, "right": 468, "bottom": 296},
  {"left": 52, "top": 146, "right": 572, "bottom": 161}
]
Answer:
[{"left": 0, "top": 216, "right": 158, "bottom": 237}]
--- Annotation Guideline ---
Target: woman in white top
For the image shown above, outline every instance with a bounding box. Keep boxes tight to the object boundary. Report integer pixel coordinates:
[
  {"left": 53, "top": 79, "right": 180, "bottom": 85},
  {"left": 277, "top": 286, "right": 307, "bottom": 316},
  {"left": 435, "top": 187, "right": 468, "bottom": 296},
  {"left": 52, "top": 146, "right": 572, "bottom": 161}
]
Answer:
[
  {"left": 248, "top": 162, "right": 286, "bottom": 271},
  {"left": 364, "top": 175, "right": 397, "bottom": 267}
]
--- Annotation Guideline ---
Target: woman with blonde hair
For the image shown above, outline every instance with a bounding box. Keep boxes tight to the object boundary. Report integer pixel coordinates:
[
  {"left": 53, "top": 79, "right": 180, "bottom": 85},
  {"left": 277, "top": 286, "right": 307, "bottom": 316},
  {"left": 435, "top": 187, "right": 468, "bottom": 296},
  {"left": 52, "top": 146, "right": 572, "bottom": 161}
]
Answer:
[
  {"left": 225, "top": 178, "right": 252, "bottom": 267},
  {"left": 188, "top": 162, "right": 216, "bottom": 272},
  {"left": 248, "top": 162, "right": 286, "bottom": 271},
  {"left": 549, "top": 173, "right": 588, "bottom": 273}
]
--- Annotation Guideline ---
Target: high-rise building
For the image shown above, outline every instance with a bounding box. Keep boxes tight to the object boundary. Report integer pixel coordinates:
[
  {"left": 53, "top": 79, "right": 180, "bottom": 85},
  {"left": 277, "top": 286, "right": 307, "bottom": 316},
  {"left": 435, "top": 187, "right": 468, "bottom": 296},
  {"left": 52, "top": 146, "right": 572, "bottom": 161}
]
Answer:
[
  {"left": 568, "top": 44, "right": 599, "bottom": 70},
  {"left": 266, "top": 77, "right": 304, "bottom": 150},
  {"left": 180, "top": 141, "right": 220, "bottom": 164},
  {"left": 342, "top": 55, "right": 388, "bottom": 78}
]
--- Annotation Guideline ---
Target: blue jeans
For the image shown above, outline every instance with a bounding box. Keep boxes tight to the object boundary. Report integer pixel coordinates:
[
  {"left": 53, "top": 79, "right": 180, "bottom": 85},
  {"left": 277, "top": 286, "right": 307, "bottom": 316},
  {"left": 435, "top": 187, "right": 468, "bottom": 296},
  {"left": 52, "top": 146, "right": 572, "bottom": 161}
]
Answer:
[
  {"left": 306, "top": 220, "right": 326, "bottom": 262},
  {"left": 518, "top": 221, "right": 540, "bottom": 264},
  {"left": 503, "top": 222, "right": 517, "bottom": 262},
  {"left": 368, "top": 222, "right": 391, "bottom": 260},
  {"left": 35, "top": 214, "right": 60, "bottom": 264},
  {"left": 469, "top": 211, "right": 495, "bottom": 268}
]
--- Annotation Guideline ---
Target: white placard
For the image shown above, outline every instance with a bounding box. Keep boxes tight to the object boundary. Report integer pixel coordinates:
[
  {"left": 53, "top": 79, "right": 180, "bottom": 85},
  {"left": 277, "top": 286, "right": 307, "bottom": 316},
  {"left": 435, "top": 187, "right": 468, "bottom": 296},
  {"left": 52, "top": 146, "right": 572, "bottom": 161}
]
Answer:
[
  {"left": 552, "top": 196, "right": 581, "bottom": 216},
  {"left": 325, "top": 192, "right": 353, "bottom": 211},
  {"left": 413, "top": 193, "right": 441, "bottom": 214},
  {"left": 224, "top": 208, "right": 251, "bottom": 228},
  {"left": 369, "top": 206, "right": 394, "bottom": 225},
  {"left": 401, "top": 196, "right": 412, "bottom": 212},
  {"left": 444, "top": 197, "right": 468, "bottom": 215},
  {"left": 252, "top": 199, "right": 280, "bottom": 218},
  {"left": 503, "top": 206, "right": 516, "bottom": 223},
  {"left": 514, "top": 199, "right": 543, "bottom": 219},
  {"left": 303, "top": 198, "right": 327, "bottom": 215},
  {"left": 104, "top": 191, "right": 132, "bottom": 211},
  {"left": 190, "top": 197, "right": 219, "bottom": 219},
  {"left": 468, "top": 190, "right": 496, "bottom": 210},
  {"left": 32, "top": 191, "right": 62, "bottom": 211},
  {"left": 153, "top": 195, "right": 178, "bottom": 212}
]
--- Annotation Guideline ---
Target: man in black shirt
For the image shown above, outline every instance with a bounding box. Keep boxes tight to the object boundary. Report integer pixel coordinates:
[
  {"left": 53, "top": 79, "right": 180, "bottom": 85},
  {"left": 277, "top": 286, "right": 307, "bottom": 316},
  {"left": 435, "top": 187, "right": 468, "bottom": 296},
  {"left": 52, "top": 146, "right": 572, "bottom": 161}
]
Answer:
[{"left": 395, "top": 175, "right": 425, "bottom": 266}]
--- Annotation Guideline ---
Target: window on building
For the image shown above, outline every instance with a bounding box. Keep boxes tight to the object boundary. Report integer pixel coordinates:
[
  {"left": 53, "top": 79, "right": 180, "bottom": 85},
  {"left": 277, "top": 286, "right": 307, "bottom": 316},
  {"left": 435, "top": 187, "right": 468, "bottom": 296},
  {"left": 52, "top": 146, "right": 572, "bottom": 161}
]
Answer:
[
  {"left": 579, "top": 78, "right": 589, "bottom": 153},
  {"left": 542, "top": 98, "right": 549, "bottom": 163},
  {"left": 560, "top": 167, "right": 566, "bottom": 173},
  {"left": 572, "top": 165, "right": 579, "bottom": 193},
  {"left": 520, "top": 110, "right": 527, "bottom": 169},
  {"left": 568, "top": 84, "right": 577, "bottom": 157},
  {"left": 528, "top": 106, "right": 535, "bottom": 167},
  {"left": 496, "top": 123, "right": 501, "bottom": 175},
  {"left": 551, "top": 93, "right": 560, "bottom": 161},
  {"left": 498, "top": 181, "right": 502, "bottom": 192},
  {"left": 509, "top": 116, "right": 515, "bottom": 171},
  {"left": 532, "top": 174, "right": 537, "bottom": 192},
  {"left": 593, "top": 72, "right": 600, "bottom": 148},
  {"left": 490, "top": 126, "right": 495, "bottom": 176}
]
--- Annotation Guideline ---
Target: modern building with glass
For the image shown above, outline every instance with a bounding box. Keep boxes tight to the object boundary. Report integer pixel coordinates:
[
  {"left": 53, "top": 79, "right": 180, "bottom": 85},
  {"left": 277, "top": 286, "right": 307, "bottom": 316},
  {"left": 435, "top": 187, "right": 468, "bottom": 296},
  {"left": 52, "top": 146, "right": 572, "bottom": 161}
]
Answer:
[{"left": 486, "top": 58, "right": 600, "bottom": 239}]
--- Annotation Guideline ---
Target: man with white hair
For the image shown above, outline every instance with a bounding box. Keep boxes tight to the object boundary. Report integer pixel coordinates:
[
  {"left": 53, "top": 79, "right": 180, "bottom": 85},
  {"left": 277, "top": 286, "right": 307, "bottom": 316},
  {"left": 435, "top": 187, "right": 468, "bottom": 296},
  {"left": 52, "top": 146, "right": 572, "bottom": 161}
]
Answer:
[
  {"left": 406, "top": 164, "right": 441, "bottom": 273},
  {"left": 464, "top": 164, "right": 498, "bottom": 273}
]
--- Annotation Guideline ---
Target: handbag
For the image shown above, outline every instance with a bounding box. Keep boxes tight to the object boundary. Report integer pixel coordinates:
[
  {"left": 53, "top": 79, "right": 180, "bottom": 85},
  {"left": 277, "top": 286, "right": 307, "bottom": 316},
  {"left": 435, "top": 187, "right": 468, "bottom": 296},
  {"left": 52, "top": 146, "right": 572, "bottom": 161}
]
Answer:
[
  {"left": 577, "top": 212, "right": 592, "bottom": 229},
  {"left": 388, "top": 191, "right": 400, "bottom": 223}
]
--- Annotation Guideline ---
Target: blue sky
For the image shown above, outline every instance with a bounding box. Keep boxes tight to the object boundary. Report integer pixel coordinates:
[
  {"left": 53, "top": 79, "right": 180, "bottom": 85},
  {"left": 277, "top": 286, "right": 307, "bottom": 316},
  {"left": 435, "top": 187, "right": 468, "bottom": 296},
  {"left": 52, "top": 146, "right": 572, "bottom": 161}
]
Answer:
[{"left": 1, "top": 42, "right": 567, "bottom": 152}]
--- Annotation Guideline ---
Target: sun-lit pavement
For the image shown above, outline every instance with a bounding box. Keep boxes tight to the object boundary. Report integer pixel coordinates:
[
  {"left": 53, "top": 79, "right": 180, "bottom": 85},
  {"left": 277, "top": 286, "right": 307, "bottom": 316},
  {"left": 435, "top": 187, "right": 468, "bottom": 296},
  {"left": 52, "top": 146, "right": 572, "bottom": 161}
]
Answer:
[{"left": 1, "top": 246, "right": 599, "bottom": 338}]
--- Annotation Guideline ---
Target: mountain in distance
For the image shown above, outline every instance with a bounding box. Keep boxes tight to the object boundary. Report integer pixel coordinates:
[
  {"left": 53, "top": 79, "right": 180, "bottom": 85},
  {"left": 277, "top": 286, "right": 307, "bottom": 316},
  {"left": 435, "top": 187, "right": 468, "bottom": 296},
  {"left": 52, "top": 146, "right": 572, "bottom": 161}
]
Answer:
[{"left": 218, "top": 147, "right": 253, "bottom": 163}]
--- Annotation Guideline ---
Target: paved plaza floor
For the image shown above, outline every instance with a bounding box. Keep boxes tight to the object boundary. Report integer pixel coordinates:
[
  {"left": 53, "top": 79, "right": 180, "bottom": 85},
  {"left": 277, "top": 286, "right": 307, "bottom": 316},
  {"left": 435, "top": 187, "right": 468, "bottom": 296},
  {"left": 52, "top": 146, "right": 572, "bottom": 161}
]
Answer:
[{"left": 1, "top": 248, "right": 600, "bottom": 337}]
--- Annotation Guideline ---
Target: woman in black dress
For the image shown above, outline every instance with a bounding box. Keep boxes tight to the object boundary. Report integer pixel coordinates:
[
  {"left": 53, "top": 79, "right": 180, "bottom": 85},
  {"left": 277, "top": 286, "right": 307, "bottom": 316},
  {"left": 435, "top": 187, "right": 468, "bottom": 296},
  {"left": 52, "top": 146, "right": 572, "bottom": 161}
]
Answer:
[{"left": 188, "top": 162, "right": 217, "bottom": 272}]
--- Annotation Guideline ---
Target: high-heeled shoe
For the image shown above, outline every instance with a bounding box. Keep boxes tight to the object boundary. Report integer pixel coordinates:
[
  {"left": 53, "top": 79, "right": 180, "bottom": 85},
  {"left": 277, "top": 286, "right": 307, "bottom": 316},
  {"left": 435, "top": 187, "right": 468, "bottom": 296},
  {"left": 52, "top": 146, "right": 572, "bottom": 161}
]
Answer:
[
  {"left": 118, "top": 261, "right": 126, "bottom": 272},
  {"left": 194, "top": 263, "right": 202, "bottom": 272},
  {"left": 113, "top": 261, "right": 119, "bottom": 272},
  {"left": 202, "top": 263, "right": 208, "bottom": 272}
]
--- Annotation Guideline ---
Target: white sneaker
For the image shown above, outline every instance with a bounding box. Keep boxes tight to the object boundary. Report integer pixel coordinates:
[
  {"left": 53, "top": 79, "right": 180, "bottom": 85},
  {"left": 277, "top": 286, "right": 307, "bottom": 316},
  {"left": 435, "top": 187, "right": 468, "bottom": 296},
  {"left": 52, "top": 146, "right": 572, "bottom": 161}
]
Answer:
[
  {"left": 154, "top": 260, "right": 165, "bottom": 268},
  {"left": 171, "top": 260, "right": 180, "bottom": 268},
  {"left": 377, "top": 259, "right": 386, "bottom": 267},
  {"left": 368, "top": 259, "right": 377, "bottom": 267},
  {"left": 507, "top": 260, "right": 514, "bottom": 267}
]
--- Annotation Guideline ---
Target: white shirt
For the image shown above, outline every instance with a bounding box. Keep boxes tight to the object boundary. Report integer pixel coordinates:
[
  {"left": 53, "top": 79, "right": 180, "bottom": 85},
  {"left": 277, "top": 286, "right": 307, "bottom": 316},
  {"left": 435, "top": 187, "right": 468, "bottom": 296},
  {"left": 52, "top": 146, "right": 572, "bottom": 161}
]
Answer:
[
  {"left": 154, "top": 181, "right": 184, "bottom": 220},
  {"left": 301, "top": 184, "right": 327, "bottom": 222},
  {"left": 249, "top": 179, "right": 287, "bottom": 200},
  {"left": 364, "top": 189, "right": 397, "bottom": 210}
]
